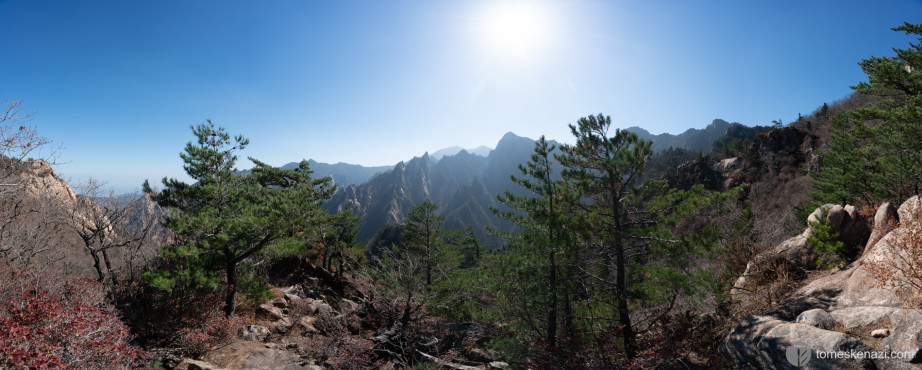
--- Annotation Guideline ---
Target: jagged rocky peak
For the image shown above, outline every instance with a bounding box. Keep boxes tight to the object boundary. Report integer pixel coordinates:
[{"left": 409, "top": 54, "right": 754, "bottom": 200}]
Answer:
[{"left": 17, "top": 159, "right": 78, "bottom": 203}]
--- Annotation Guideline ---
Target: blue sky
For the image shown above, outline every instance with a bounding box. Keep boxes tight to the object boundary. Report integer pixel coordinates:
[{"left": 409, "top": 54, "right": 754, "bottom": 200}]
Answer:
[{"left": 1, "top": 0, "right": 920, "bottom": 193}]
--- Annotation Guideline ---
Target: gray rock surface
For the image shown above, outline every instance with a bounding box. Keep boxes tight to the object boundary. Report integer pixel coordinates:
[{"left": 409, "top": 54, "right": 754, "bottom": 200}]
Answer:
[
  {"left": 239, "top": 325, "right": 270, "bottom": 342},
  {"left": 237, "top": 348, "right": 305, "bottom": 370},
  {"left": 795, "top": 309, "right": 836, "bottom": 330},
  {"left": 176, "top": 358, "right": 225, "bottom": 370},
  {"left": 866, "top": 202, "right": 898, "bottom": 254},
  {"left": 722, "top": 198, "right": 922, "bottom": 368},
  {"left": 258, "top": 304, "right": 286, "bottom": 321}
]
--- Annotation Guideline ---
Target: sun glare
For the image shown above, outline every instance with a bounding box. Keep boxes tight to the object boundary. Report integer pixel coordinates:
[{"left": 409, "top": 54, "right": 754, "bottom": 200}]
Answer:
[{"left": 476, "top": 1, "right": 551, "bottom": 58}]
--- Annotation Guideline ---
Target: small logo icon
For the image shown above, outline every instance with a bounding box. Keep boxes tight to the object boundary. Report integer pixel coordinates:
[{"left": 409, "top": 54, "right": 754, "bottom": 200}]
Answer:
[{"left": 785, "top": 341, "right": 811, "bottom": 366}]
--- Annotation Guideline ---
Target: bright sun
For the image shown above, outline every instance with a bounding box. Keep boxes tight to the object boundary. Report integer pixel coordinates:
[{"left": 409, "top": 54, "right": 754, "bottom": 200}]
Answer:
[{"left": 476, "top": 1, "right": 551, "bottom": 58}]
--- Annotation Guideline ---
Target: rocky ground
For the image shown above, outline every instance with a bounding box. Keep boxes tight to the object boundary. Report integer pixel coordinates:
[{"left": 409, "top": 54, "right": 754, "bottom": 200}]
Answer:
[
  {"left": 722, "top": 197, "right": 922, "bottom": 369},
  {"left": 158, "top": 257, "right": 509, "bottom": 370}
]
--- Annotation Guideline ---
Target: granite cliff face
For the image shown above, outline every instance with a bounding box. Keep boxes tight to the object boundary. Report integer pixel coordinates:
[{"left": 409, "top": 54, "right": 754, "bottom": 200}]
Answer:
[
  {"left": 0, "top": 159, "right": 89, "bottom": 273},
  {"left": 1, "top": 159, "right": 167, "bottom": 277},
  {"left": 323, "top": 132, "right": 535, "bottom": 244}
]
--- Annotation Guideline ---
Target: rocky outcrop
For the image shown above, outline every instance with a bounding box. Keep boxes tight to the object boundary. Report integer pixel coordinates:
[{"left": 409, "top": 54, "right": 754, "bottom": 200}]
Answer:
[
  {"left": 865, "top": 202, "right": 898, "bottom": 254},
  {"left": 19, "top": 159, "right": 77, "bottom": 203},
  {"left": 731, "top": 203, "right": 869, "bottom": 299},
  {"left": 722, "top": 196, "right": 922, "bottom": 369},
  {"left": 323, "top": 132, "right": 532, "bottom": 246}
]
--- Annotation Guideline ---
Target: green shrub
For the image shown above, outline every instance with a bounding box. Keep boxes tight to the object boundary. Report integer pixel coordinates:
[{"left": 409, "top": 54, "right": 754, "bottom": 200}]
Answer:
[{"left": 808, "top": 215, "right": 846, "bottom": 269}]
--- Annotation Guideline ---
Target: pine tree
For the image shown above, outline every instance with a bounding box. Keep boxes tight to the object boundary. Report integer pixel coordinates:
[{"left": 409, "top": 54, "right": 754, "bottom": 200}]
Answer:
[
  {"left": 143, "top": 121, "right": 334, "bottom": 316},
  {"left": 852, "top": 22, "right": 922, "bottom": 204},
  {"left": 810, "top": 113, "right": 877, "bottom": 206},
  {"left": 492, "top": 136, "right": 578, "bottom": 353},
  {"left": 556, "top": 113, "right": 728, "bottom": 360},
  {"left": 317, "top": 208, "right": 360, "bottom": 276},
  {"left": 555, "top": 114, "right": 651, "bottom": 359},
  {"left": 403, "top": 199, "right": 448, "bottom": 287}
]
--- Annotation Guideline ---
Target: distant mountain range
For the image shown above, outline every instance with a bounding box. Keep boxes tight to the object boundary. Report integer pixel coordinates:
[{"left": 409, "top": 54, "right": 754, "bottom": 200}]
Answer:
[
  {"left": 274, "top": 147, "right": 493, "bottom": 189},
  {"left": 278, "top": 160, "right": 391, "bottom": 189},
  {"left": 430, "top": 145, "right": 492, "bottom": 160},
  {"left": 302, "top": 119, "right": 749, "bottom": 246},
  {"left": 627, "top": 119, "right": 736, "bottom": 153}
]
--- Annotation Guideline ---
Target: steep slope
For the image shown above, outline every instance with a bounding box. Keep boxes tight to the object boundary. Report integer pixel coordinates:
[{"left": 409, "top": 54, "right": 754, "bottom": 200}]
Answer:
[
  {"left": 664, "top": 125, "right": 821, "bottom": 247},
  {"left": 0, "top": 159, "right": 93, "bottom": 275},
  {"left": 325, "top": 154, "right": 436, "bottom": 241},
  {"left": 324, "top": 133, "right": 536, "bottom": 244},
  {"left": 481, "top": 132, "right": 543, "bottom": 198}
]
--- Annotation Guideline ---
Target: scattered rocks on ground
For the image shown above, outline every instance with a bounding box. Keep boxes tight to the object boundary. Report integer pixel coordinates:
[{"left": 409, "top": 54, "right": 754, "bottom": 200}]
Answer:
[
  {"left": 175, "top": 358, "right": 224, "bottom": 370},
  {"left": 258, "top": 304, "right": 286, "bottom": 321},
  {"left": 271, "top": 297, "right": 289, "bottom": 308},
  {"left": 239, "top": 325, "right": 270, "bottom": 342}
]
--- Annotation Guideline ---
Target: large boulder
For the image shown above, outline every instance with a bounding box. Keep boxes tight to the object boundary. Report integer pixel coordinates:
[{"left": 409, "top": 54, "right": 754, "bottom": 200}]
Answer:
[
  {"left": 258, "top": 304, "right": 287, "bottom": 321},
  {"left": 795, "top": 309, "right": 835, "bottom": 330},
  {"left": 897, "top": 196, "right": 922, "bottom": 228},
  {"left": 722, "top": 197, "right": 922, "bottom": 368},
  {"left": 806, "top": 204, "right": 870, "bottom": 249},
  {"left": 730, "top": 203, "right": 869, "bottom": 300},
  {"left": 718, "top": 315, "right": 902, "bottom": 369},
  {"left": 865, "top": 202, "right": 898, "bottom": 255}
]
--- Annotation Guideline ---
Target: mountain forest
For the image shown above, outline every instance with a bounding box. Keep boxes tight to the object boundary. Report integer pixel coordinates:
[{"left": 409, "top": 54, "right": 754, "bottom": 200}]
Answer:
[{"left": 3, "top": 22, "right": 922, "bottom": 370}]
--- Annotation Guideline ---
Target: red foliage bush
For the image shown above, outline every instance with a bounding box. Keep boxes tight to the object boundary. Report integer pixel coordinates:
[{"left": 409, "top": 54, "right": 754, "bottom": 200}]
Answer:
[
  {"left": 0, "top": 275, "right": 148, "bottom": 369},
  {"left": 176, "top": 313, "right": 246, "bottom": 357},
  {"left": 112, "top": 277, "right": 247, "bottom": 357}
]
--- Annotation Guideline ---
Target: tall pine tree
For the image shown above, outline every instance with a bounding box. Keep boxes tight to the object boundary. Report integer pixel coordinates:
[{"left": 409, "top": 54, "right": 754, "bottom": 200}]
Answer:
[
  {"left": 815, "top": 22, "right": 922, "bottom": 206},
  {"left": 492, "top": 136, "right": 578, "bottom": 353},
  {"left": 556, "top": 113, "right": 727, "bottom": 360},
  {"left": 144, "top": 121, "right": 334, "bottom": 316}
]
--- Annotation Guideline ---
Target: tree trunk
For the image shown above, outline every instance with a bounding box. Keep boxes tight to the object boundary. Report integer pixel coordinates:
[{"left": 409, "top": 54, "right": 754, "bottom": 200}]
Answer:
[
  {"left": 613, "top": 200, "right": 636, "bottom": 360},
  {"left": 401, "top": 290, "right": 414, "bottom": 328},
  {"left": 615, "top": 238, "right": 636, "bottom": 359},
  {"left": 102, "top": 248, "right": 117, "bottom": 286},
  {"left": 224, "top": 261, "right": 238, "bottom": 317},
  {"left": 547, "top": 249, "right": 557, "bottom": 352},
  {"left": 563, "top": 261, "right": 574, "bottom": 336},
  {"left": 90, "top": 250, "right": 105, "bottom": 283},
  {"left": 426, "top": 245, "right": 432, "bottom": 287}
]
